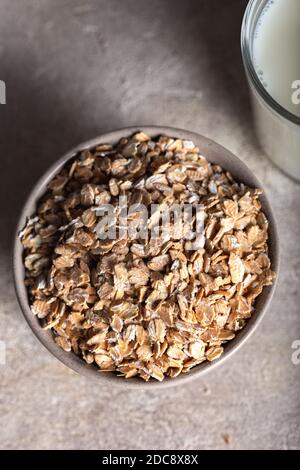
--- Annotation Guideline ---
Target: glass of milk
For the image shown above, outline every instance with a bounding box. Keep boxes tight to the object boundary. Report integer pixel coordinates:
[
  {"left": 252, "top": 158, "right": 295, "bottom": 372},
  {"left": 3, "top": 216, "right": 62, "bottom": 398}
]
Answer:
[{"left": 241, "top": 0, "right": 300, "bottom": 181}]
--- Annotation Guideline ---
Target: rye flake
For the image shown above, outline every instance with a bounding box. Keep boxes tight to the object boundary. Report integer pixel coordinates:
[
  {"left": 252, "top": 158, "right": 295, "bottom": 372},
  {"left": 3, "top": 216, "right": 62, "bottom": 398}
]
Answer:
[{"left": 20, "top": 132, "right": 276, "bottom": 381}]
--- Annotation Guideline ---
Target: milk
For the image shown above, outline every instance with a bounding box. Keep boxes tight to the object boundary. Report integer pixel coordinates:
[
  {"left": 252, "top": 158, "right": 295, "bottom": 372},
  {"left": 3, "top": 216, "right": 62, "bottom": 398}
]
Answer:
[{"left": 253, "top": 0, "right": 300, "bottom": 118}]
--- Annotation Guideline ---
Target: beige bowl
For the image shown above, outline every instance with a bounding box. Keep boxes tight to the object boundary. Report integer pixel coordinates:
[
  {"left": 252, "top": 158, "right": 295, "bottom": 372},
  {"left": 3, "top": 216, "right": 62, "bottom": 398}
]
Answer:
[{"left": 13, "top": 126, "right": 279, "bottom": 388}]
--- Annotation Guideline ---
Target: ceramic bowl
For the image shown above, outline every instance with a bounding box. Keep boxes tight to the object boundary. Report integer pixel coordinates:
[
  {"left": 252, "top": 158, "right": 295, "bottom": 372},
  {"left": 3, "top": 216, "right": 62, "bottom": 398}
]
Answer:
[{"left": 13, "top": 126, "right": 279, "bottom": 388}]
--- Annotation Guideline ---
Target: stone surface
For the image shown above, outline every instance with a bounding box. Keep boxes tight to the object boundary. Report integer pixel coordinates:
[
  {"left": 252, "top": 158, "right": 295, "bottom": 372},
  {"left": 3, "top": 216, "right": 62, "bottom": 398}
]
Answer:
[{"left": 0, "top": 0, "right": 299, "bottom": 450}]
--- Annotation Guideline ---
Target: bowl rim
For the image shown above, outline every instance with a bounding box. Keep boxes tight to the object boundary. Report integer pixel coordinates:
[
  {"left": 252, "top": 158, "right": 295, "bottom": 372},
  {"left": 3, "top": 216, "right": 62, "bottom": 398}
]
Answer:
[{"left": 13, "top": 125, "right": 280, "bottom": 389}]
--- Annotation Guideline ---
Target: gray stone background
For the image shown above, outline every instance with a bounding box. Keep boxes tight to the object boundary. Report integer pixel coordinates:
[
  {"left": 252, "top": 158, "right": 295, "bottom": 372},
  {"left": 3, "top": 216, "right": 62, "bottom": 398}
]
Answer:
[{"left": 0, "top": 0, "right": 299, "bottom": 450}]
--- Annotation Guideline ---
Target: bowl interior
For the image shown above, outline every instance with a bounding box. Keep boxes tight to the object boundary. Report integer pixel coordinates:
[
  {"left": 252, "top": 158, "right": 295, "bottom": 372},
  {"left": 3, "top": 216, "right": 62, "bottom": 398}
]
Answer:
[{"left": 13, "top": 126, "right": 279, "bottom": 389}]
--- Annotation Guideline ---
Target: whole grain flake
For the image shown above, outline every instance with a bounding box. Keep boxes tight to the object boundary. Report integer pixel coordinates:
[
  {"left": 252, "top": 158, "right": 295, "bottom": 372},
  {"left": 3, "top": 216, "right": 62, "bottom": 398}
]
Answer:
[{"left": 20, "top": 132, "right": 276, "bottom": 381}]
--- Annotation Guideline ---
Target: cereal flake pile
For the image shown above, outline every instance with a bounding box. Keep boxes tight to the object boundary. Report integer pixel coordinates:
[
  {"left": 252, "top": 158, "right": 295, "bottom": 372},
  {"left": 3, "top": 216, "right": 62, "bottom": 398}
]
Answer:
[{"left": 20, "top": 132, "right": 275, "bottom": 381}]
